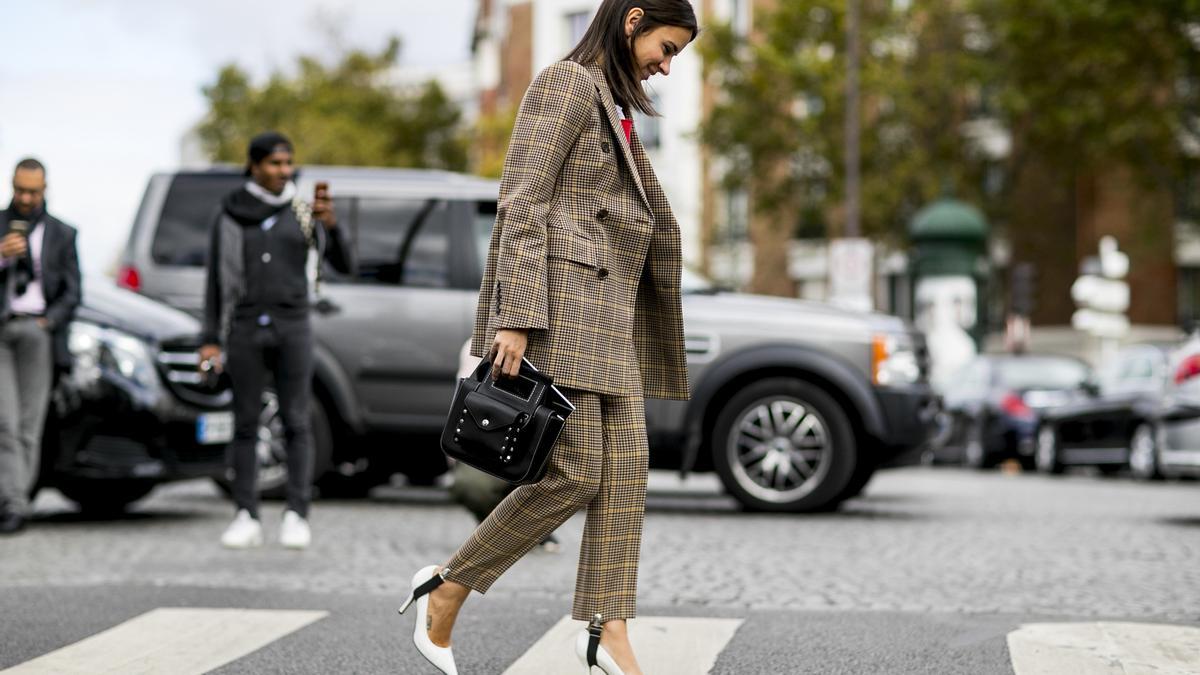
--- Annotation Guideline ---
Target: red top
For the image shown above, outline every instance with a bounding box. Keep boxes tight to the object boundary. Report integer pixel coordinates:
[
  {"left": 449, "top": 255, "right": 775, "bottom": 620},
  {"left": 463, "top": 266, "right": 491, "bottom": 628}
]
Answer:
[{"left": 621, "top": 118, "right": 633, "bottom": 144}]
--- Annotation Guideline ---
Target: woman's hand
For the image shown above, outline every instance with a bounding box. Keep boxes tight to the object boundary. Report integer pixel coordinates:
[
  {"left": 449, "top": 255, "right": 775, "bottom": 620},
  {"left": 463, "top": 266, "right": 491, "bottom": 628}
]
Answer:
[{"left": 490, "top": 329, "right": 529, "bottom": 378}]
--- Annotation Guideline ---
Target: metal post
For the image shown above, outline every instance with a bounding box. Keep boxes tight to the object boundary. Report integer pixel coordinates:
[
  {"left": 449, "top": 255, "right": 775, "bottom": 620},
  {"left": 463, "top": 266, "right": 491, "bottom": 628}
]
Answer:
[{"left": 844, "top": 0, "right": 861, "bottom": 238}]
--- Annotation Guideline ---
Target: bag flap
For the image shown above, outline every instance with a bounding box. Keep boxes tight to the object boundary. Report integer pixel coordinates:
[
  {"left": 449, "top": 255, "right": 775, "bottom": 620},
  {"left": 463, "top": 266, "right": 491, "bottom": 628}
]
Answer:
[{"left": 462, "top": 390, "right": 526, "bottom": 430}]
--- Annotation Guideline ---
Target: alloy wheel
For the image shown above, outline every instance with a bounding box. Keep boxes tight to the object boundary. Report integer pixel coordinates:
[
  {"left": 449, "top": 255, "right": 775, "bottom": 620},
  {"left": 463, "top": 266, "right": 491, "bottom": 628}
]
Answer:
[
  {"left": 1128, "top": 424, "right": 1159, "bottom": 480},
  {"left": 726, "top": 397, "right": 832, "bottom": 504},
  {"left": 255, "top": 390, "right": 288, "bottom": 491}
]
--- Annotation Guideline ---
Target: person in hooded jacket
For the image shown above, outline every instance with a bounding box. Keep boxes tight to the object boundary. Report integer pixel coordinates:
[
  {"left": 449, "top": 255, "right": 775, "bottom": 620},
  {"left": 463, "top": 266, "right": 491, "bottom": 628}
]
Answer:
[{"left": 199, "top": 132, "right": 353, "bottom": 550}]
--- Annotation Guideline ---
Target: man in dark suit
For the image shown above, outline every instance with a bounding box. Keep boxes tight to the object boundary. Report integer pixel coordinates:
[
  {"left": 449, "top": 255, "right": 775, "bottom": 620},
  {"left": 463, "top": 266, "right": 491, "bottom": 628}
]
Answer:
[{"left": 0, "top": 158, "right": 82, "bottom": 534}]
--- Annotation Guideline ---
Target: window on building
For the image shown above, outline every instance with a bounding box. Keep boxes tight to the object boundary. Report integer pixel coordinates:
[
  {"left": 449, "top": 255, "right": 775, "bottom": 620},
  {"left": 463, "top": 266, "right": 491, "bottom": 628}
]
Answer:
[
  {"left": 726, "top": 188, "right": 749, "bottom": 242},
  {"left": 1179, "top": 266, "right": 1200, "bottom": 330},
  {"left": 729, "top": 0, "right": 750, "bottom": 37},
  {"left": 566, "top": 11, "right": 591, "bottom": 45},
  {"left": 633, "top": 94, "right": 663, "bottom": 149}
]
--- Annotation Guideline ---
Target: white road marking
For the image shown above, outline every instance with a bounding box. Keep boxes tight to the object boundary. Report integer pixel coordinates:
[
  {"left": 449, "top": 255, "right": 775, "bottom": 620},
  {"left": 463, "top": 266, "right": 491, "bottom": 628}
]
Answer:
[
  {"left": 1, "top": 607, "right": 327, "bottom": 675},
  {"left": 1008, "top": 622, "right": 1200, "bottom": 675},
  {"left": 503, "top": 615, "right": 743, "bottom": 675}
]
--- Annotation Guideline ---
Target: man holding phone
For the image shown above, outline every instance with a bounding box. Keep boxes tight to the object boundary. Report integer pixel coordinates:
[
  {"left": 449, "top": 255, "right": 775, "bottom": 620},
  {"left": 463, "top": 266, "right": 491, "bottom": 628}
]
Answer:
[
  {"left": 0, "top": 158, "right": 81, "bottom": 534},
  {"left": 199, "top": 132, "right": 353, "bottom": 549}
]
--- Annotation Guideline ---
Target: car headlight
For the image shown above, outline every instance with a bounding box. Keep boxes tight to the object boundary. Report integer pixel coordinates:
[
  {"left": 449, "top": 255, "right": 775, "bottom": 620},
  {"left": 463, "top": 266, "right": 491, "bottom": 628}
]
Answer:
[
  {"left": 872, "top": 332, "right": 921, "bottom": 386},
  {"left": 68, "top": 321, "right": 160, "bottom": 391}
]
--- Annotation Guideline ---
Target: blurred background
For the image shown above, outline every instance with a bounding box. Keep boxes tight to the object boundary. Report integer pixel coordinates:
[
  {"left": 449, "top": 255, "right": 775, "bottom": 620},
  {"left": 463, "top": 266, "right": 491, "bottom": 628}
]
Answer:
[{"left": 6, "top": 0, "right": 1198, "bottom": 362}]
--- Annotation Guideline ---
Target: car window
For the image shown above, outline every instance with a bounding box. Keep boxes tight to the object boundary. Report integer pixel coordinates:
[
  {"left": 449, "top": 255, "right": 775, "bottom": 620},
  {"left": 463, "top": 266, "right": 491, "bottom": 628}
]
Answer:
[
  {"left": 945, "top": 360, "right": 989, "bottom": 400},
  {"left": 996, "top": 358, "right": 1090, "bottom": 390},
  {"left": 151, "top": 174, "right": 243, "bottom": 267},
  {"left": 354, "top": 198, "right": 450, "bottom": 287},
  {"left": 471, "top": 201, "right": 497, "bottom": 278}
]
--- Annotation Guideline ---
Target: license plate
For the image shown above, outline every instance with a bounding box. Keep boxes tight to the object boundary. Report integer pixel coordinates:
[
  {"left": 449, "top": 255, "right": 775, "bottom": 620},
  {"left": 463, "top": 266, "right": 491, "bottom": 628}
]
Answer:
[{"left": 196, "top": 412, "right": 234, "bottom": 445}]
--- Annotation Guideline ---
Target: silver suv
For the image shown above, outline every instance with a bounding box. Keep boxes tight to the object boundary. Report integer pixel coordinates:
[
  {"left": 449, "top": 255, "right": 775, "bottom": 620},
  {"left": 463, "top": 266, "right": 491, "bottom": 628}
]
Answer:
[{"left": 119, "top": 166, "right": 937, "bottom": 512}]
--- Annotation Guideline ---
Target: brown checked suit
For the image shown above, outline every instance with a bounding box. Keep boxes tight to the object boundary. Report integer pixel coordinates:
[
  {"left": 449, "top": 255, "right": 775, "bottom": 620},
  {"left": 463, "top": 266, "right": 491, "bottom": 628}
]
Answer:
[{"left": 446, "top": 60, "right": 689, "bottom": 622}]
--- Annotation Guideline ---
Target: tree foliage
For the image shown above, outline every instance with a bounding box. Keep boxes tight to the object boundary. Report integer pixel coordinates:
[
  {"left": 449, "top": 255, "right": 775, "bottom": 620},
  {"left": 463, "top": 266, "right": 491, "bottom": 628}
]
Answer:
[
  {"left": 197, "top": 38, "right": 468, "bottom": 170},
  {"left": 700, "top": 0, "right": 993, "bottom": 246},
  {"left": 981, "top": 0, "right": 1200, "bottom": 179},
  {"left": 700, "top": 0, "right": 1200, "bottom": 248}
]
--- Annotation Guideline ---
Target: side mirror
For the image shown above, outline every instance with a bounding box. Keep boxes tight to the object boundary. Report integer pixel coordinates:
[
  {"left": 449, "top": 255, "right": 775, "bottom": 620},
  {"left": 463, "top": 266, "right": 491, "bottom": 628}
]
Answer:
[{"left": 1080, "top": 379, "right": 1101, "bottom": 397}]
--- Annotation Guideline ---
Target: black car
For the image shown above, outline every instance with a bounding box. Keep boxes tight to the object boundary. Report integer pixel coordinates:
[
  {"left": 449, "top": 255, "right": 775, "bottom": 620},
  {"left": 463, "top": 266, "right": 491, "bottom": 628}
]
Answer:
[
  {"left": 1034, "top": 343, "right": 1174, "bottom": 475},
  {"left": 935, "top": 353, "right": 1092, "bottom": 468},
  {"left": 36, "top": 280, "right": 233, "bottom": 512}
]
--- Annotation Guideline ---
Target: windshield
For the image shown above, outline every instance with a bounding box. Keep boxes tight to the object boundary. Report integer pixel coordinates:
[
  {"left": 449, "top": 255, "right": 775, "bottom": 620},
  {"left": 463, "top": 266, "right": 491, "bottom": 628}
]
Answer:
[{"left": 996, "top": 358, "right": 1090, "bottom": 390}]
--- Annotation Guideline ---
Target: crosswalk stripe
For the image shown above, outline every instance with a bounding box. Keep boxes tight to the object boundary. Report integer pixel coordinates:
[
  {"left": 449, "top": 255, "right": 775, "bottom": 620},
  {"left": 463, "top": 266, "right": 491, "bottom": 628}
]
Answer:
[
  {"left": 0, "top": 608, "right": 327, "bottom": 675},
  {"left": 1008, "top": 622, "right": 1200, "bottom": 674},
  {"left": 502, "top": 615, "right": 743, "bottom": 675}
]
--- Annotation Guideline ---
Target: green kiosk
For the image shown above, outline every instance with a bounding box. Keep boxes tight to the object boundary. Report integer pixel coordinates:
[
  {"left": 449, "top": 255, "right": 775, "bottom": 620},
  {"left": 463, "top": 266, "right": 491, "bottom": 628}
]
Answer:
[{"left": 908, "top": 197, "right": 990, "bottom": 350}]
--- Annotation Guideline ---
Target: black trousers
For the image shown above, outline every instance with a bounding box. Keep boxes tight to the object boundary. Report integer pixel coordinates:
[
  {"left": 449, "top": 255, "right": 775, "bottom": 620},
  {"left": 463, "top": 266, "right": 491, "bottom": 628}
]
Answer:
[{"left": 226, "top": 315, "right": 314, "bottom": 518}]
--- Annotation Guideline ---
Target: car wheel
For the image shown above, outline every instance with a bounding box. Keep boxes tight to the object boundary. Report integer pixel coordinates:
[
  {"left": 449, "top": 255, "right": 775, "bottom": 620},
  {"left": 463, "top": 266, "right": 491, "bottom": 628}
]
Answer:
[
  {"left": 837, "top": 463, "right": 877, "bottom": 501},
  {"left": 1128, "top": 423, "right": 1162, "bottom": 481},
  {"left": 1035, "top": 424, "right": 1063, "bottom": 475},
  {"left": 215, "top": 390, "right": 334, "bottom": 500},
  {"left": 57, "top": 479, "right": 156, "bottom": 514},
  {"left": 962, "top": 419, "right": 990, "bottom": 469},
  {"left": 712, "top": 378, "right": 856, "bottom": 513}
]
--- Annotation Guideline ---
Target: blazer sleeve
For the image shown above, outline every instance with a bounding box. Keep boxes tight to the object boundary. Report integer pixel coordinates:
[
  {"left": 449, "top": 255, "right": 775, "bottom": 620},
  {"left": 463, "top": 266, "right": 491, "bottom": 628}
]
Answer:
[
  {"left": 44, "top": 226, "right": 81, "bottom": 331},
  {"left": 492, "top": 60, "right": 595, "bottom": 330},
  {"left": 201, "top": 210, "right": 223, "bottom": 345}
]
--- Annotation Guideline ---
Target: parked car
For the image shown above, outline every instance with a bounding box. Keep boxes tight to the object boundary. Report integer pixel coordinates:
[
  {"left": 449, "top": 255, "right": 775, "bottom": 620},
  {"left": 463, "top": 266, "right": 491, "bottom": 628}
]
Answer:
[
  {"left": 1143, "top": 336, "right": 1200, "bottom": 478},
  {"left": 38, "top": 279, "right": 233, "bottom": 512},
  {"left": 1035, "top": 343, "right": 1177, "bottom": 476},
  {"left": 118, "top": 166, "right": 939, "bottom": 512},
  {"left": 934, "top": 353, "right": 1092, "bottom": 468}
]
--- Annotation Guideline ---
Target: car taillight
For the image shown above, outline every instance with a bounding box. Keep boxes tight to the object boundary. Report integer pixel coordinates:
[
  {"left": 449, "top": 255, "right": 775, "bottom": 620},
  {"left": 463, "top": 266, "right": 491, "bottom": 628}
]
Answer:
[
  {"left": 117, "top": 264, "right": 141, "bottom": 292},
  {"left": 1001, "top": 392, "right": 1034, "bottom": 420},
  {"left": 1174, "top": 354, "right": 1200, "bottom": 384}
]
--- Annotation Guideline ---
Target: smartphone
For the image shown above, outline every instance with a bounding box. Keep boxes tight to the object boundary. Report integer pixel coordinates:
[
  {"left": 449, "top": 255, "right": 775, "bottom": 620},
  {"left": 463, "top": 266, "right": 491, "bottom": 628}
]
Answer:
[
  {"left": 314, "top": 181, "right": 329, "bottom": 201},
  {"left": 9, "top": 220, "right": 29, "bottom": 236}
]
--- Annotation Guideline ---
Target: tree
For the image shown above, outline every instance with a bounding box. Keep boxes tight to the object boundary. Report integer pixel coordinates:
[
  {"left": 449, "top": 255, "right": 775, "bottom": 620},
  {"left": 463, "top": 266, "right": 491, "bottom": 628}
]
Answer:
[
  {"left": 699, "top": 0, "right": 993, "bottom": 295},
  {"left": 980, "top": 0, "right": 1200, "bottom": 325},
  {"left": 197, "top": 38, "right": 468, "bottom": 170}
]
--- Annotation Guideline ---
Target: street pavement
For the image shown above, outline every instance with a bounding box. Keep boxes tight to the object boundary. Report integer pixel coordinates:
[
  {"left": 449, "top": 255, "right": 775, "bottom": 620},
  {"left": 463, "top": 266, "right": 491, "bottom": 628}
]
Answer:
[{"left": 1, "top": 466, "right": 1198, "bottom": 674}]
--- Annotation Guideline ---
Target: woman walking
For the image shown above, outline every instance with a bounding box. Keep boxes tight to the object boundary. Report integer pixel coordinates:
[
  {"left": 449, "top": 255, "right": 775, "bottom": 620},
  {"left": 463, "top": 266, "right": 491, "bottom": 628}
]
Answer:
[{"left": 399, "top": 1, "right": 697, "bottom": 673}]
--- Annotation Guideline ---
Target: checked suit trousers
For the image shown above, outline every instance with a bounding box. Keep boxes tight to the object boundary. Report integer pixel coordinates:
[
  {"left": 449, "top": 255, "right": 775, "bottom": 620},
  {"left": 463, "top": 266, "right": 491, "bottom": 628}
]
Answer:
[{"left": 444, "top": 386, "right": 649, "bottom": 622}]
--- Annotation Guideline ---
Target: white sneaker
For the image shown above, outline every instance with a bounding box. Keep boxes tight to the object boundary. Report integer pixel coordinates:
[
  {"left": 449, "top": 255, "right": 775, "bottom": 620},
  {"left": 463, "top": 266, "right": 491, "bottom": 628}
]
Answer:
[
  {"left": 221, "top": 510, "right": 263, "bottom": 549},
  {"left": 279, "top": 510, "right": 311, "bottom": 550}
]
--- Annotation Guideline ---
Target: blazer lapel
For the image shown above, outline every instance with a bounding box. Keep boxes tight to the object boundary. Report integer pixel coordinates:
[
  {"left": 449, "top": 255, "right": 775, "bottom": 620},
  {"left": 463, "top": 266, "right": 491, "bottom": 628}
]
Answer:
[
  {"left": 584, "top": 63, "right": 652, "bottom": 213},
  {"left": 38, "top": 220, "right": 55, "bottom": 290}
]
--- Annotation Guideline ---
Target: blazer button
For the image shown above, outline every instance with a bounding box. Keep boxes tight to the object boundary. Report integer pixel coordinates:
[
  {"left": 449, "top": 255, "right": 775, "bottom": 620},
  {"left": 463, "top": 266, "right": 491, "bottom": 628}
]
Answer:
[
  {"left": 601, "top": 141, "right": 611, "bottom": 153},
  {"left": 597, "top": 268, "right": 609, "bottom": 280},
  {"left": 596, "top": 208, "right": 609, "bottom": 220}
]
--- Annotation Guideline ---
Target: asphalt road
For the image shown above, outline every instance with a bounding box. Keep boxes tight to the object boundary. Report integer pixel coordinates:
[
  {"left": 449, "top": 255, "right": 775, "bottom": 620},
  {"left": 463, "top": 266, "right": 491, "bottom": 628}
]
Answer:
[{"left": 1, "top": 467, "right": 1198, "bottom": 674}]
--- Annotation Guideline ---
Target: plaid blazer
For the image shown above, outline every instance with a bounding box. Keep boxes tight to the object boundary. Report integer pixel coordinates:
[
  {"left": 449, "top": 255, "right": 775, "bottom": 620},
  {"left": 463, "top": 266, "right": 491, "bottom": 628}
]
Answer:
[{"left": 471, "top": 60, "right": 689, "bottom": 401}]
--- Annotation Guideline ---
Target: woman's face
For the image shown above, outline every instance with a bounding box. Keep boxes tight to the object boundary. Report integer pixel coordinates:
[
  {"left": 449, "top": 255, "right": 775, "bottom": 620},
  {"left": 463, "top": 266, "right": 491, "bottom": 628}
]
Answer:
[{"left": 628, "top": 22, "right": 693, "bottom": 81}]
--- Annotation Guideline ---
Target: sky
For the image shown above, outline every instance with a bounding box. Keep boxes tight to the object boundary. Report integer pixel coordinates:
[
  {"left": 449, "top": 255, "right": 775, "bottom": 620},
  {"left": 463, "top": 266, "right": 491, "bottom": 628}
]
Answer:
[{"left": 0, "top": 0, "right": 474, "bottom": 274}]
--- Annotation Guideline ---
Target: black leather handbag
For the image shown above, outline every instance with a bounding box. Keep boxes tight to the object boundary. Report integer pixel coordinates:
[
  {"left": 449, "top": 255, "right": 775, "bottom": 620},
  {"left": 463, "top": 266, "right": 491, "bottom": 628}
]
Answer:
[{"left": 440, "top": 358, "right": 574, "bottom": 485}]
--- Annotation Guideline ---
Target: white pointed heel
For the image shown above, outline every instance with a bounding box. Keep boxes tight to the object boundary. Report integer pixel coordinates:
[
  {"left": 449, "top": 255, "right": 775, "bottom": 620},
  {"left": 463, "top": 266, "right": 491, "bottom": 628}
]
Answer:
[
  {"left": 398, "top": 565, "right": 458, "bottom": 675},
  {"left": 575, "top": 614, "right": 626, "bottom": 675}
]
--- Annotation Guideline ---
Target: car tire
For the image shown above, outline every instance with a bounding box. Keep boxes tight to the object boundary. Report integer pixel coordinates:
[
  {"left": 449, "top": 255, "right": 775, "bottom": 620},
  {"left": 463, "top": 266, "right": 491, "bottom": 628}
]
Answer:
[
  {"left": 57, "top": 479, "right": 156, "bottom": 514},
  {"left": 712, "top": 378, "right": 857, "bottom": 513},
  {"left": 214, "top": 389, "right": 334, "bottom": 500},
  {"left": 1128, "top": 423, "right": 1162, "bottom": 481},
  {"left": 962, "top": 419, "right": 992, "bottom": 470},
  {"left": 1035, "top": 424, "right": 1064, "bottom": 475},
  {"left": 837, "top": 462, "right": 877, "bottom": 501}
]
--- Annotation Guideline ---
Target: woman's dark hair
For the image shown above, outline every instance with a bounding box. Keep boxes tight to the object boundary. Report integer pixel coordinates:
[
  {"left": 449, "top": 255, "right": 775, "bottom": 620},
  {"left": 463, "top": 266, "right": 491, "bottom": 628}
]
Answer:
[{"left": 565, "top": 0, "right": 698, "bottom": 116}]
